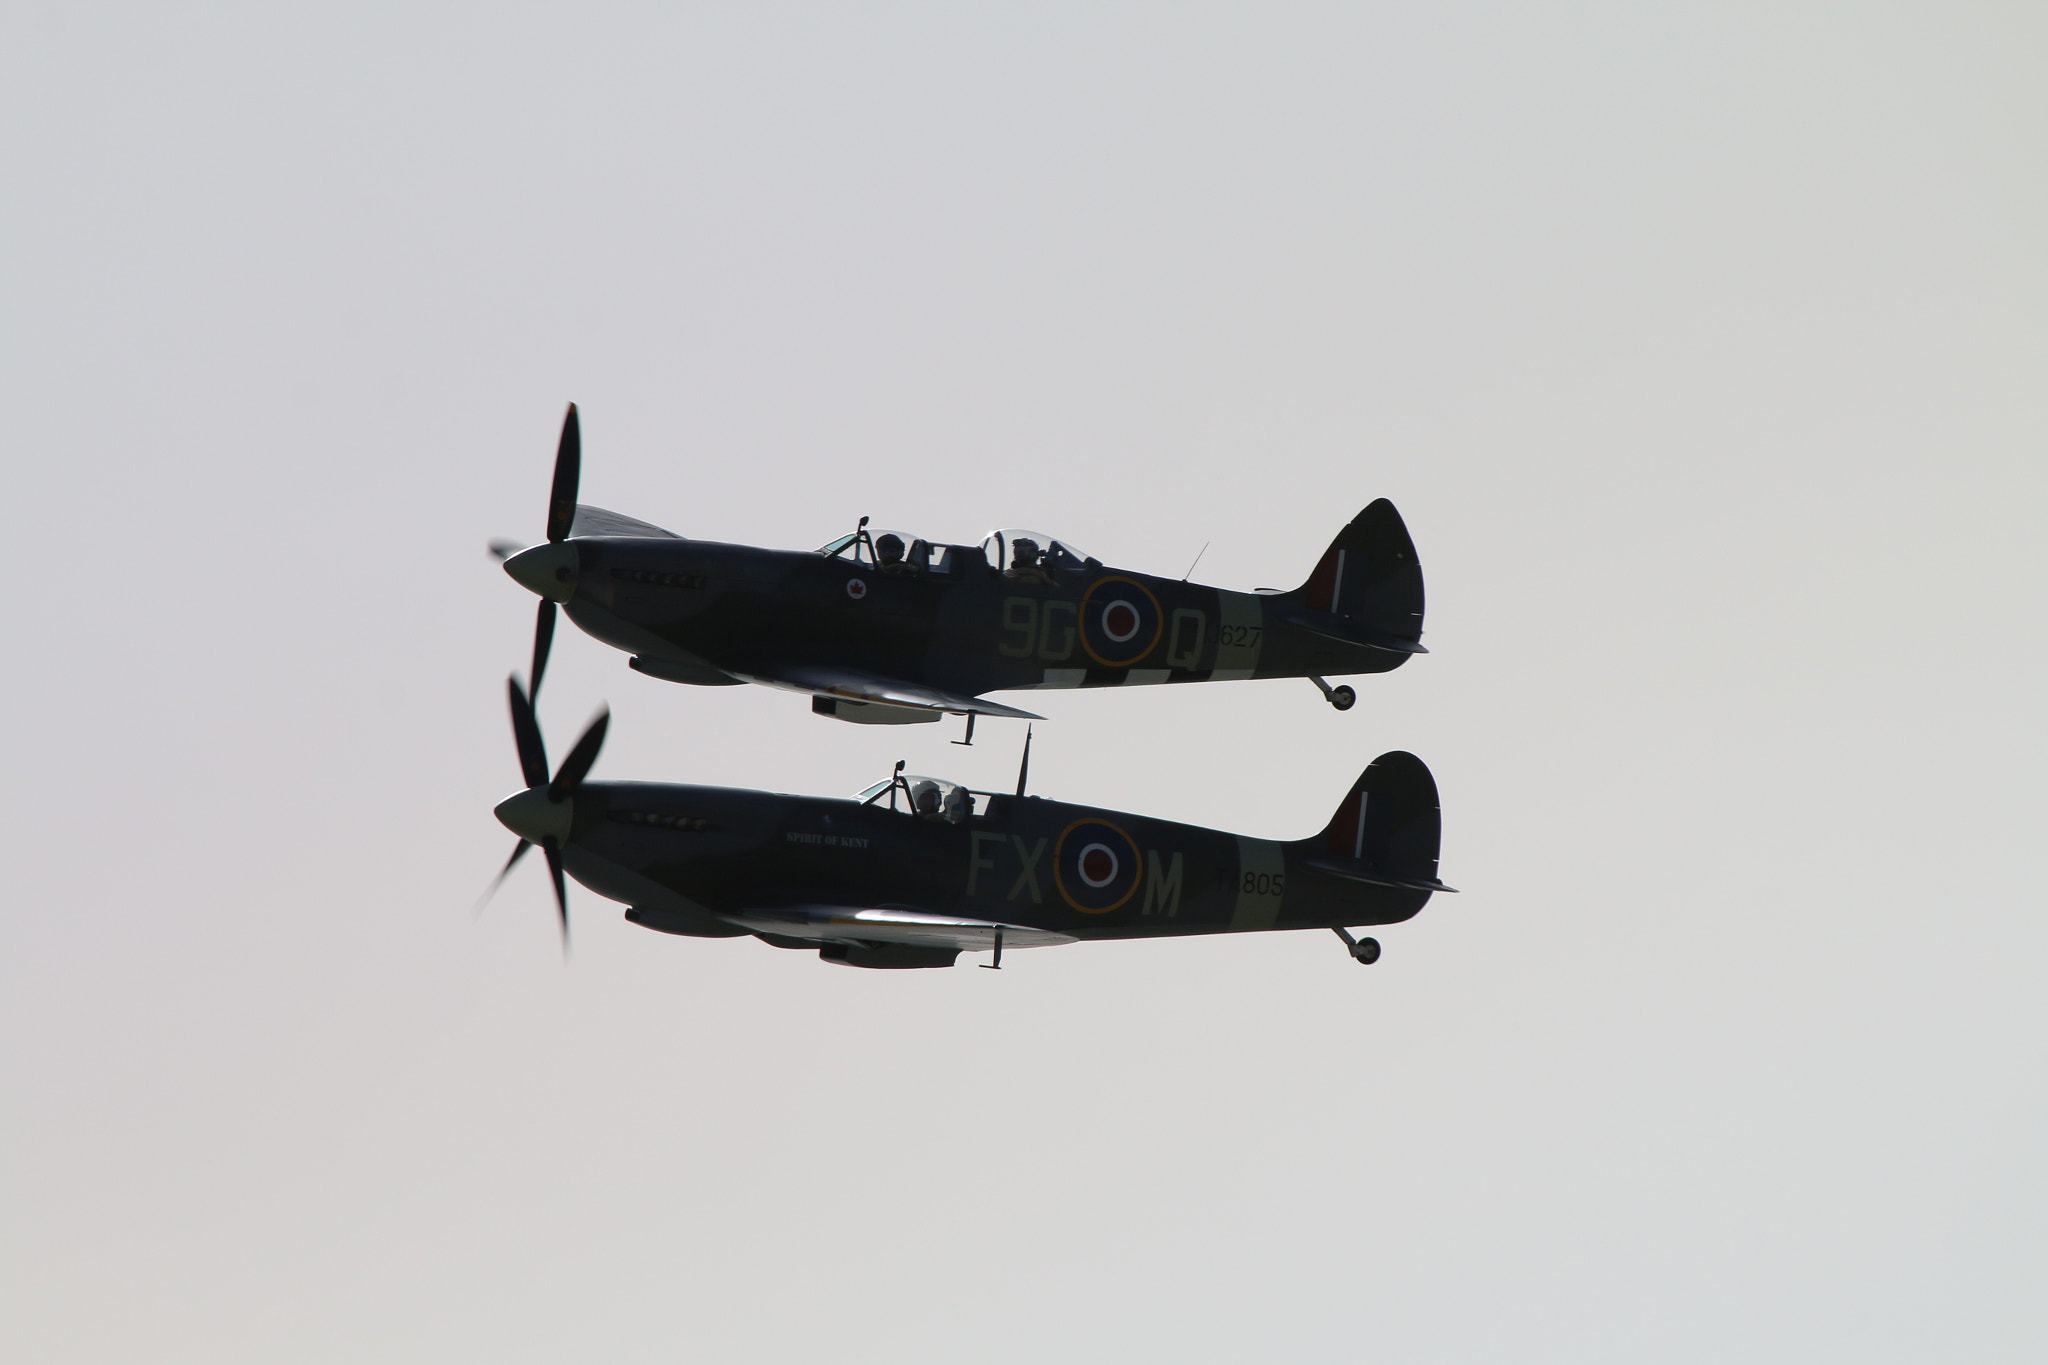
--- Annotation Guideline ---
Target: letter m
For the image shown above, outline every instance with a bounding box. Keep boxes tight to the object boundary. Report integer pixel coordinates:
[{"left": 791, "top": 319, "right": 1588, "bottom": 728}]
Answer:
[{"left": 1140, "top": 850, "right": 1184, "bottom": 917}]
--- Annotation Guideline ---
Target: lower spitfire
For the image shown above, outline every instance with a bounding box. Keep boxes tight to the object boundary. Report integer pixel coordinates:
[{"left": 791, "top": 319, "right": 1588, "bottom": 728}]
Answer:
[{"left": 484, "top": 687, "right": 1453, "bottom": 970}]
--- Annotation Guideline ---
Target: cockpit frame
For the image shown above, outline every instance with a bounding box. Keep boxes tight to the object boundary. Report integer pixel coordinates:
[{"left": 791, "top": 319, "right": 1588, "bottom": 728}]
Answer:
[
  {"left": 980, "top": 529, "right": 1098, "bottom": 583},
  {"left": 818, "top": 516, "right": 958, "bottom": 577},
  {"left": 852, "top": 761, "right": 987, "bottom": 824}
]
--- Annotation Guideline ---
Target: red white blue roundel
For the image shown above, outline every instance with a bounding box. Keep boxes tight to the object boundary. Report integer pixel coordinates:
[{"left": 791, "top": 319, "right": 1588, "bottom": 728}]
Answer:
[
  {"left": 1079, "top": 576, "right": 1163, "bottom": 667},
  {"left": 1054, "top": 817, "right": 1143, "bottom": 914},
  {"left": 846, "top": 578, "right": 867, "bottom": 600}
]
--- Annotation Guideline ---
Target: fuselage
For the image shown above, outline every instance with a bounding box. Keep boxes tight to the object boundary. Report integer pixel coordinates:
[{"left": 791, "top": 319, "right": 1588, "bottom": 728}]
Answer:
[
  {"left": 559, "top": 535, "right": 1407, "bottom": 697},
  {"left": 551, "top": 777, "right": 1434, "bottom": 942}
]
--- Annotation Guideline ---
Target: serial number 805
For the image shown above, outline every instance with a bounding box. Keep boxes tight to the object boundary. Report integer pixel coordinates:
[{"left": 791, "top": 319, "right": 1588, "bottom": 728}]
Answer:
[{"left": 1242, "top": 871, "right": 1284, "bottom": 897}]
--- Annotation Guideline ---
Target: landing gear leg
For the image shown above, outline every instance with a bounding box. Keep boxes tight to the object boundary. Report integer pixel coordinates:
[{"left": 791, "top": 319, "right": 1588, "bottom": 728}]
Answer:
[
  {"left": 1331, "top": 926, "right": 1381, "bottom": 965},
  {"left": 1309, "top": 676, "right": 1357, "bottom": 711}
]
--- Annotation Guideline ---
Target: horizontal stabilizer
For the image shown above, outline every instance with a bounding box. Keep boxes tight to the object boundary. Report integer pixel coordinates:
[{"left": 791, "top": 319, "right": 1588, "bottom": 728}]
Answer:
[
  {"left": 1302, "top": 856, "right": 1458, "bottom": 894},
  {"left": 723, "top": 905, "right": 1077, "bottom": 951},
  {"left": 735, "top": 665, "right": 1045, "bottom": 721},
  {"left": 1278, "top": 609, "right": 1428, "bottom": 654}
]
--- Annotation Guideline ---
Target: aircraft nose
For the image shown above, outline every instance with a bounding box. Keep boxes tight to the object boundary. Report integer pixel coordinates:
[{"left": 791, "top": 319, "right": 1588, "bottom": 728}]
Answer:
[
  {"left": 503, "top": 541, "right": 580, "bottom": 603},
  {"left": 494, "top": 787, "right": 573, "bottom": 845}
]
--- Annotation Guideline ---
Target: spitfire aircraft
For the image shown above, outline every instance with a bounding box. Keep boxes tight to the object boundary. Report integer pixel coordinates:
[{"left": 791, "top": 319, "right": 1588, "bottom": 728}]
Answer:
[
  {"left": 484, "top": 682, "right": 1455, "bottom": 969},
  {"left": 493, "top": 406, "right": 1428, "bottom": 737}
]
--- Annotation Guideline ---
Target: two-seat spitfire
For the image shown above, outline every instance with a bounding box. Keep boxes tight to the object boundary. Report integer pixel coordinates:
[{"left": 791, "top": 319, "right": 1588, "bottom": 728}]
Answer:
[
  {"left": 487, "top": 405, "right": 1455, "bottom": 969},
  {"left": 494, "top": 406, "right": 1428, "bottom": 730}
]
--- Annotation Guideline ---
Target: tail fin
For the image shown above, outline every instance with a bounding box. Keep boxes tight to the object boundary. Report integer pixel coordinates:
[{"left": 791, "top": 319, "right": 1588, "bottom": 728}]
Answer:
[
  {"left": 1309, "top": 751, "right": 1453, "bottom": 893},
  {"left": 1293, "top": 499, "right": 1425, "bottom": 644}
]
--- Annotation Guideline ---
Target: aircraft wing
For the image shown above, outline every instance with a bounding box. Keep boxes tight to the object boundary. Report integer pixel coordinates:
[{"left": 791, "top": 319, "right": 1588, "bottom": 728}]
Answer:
[
  {"left": 571, "top": 504, "right": 682, "bottom": 538},
  {"left": 731, "top": 665, "right": 1045, "bottom": 721},
  {"left": 722, "top": 905, "right": 1077, "bottom": 951}
]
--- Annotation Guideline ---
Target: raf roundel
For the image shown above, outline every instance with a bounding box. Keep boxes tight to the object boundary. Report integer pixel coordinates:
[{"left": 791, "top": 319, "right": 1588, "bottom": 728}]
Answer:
[
  {"left": 1078, "top": 576, "right": 1163, "bottom": 667},
  {"left": 1054, "top": 817, "right": 1143, "bottom": 914},
  {"left": 846, "top": 578, "right": 867, "bottom": 600}
]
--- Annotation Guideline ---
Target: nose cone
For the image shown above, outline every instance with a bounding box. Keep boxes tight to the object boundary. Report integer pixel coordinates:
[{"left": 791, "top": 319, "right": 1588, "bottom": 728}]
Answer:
[
  {"left": 494, "top": 787, "right": 574, "bottom": 845},
  {"left": 503, "top": 541, "right": 580, "bottom": 603}
]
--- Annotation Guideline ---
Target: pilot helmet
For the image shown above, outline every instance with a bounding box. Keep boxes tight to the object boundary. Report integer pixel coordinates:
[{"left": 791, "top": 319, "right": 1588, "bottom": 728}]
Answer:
[
  {"left": 942, "top": 785, "right": 969, "bottom": 822},
  {"left": 875, "top": 533, "right": 906, "bottom": 563}
]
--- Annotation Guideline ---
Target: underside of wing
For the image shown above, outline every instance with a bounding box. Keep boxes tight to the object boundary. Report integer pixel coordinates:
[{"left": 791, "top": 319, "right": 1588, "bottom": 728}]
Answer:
[
  {"left": 722, "top": 905, "right": 1077, "bottom": 951},
  {"left": 571, "top": 504, "right": 682, "bottom": 539},
  {"left": 733, "top": 665, "right": 1045, "bottom": 721}
]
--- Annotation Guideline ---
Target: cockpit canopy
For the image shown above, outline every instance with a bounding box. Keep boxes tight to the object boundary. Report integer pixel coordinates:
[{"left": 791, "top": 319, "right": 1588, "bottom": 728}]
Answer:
[
  {"left": 852, "top": 773, "right": 973, "bottom": 824},
  {"left": 815, "top": 523, "right": 1094, "bottom": 582},
  {"left": 981, "top": 529, "right": 1093, "bottom": 581},
  {"left": 817, "top": 528, "right": 958, "bottom": 575}
]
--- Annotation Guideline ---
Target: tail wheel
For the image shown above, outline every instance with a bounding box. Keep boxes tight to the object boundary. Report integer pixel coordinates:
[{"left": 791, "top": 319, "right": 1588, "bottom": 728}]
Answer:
[
  {"left": 1330, "top": 685, "right": 1356, "bottom": 711},
  {"left": 1353, "top": 936, "right": 1381, "bottom": 965}
]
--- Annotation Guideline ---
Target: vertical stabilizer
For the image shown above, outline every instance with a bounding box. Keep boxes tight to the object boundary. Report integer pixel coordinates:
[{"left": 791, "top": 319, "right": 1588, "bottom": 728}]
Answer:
[
  {"left": 1308, "top": 750, "right": 1452, "bottom": 893},
  {"left": 1293, "top": 500, "right": 1425, "bottom": 645}
]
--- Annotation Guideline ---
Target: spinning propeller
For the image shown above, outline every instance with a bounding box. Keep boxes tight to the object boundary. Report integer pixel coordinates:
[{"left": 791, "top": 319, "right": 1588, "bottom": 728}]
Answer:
[
  {"left": 480, "top": 676, "right": 609, "bottom": 953},
  {"left": 490, "top": 404, "right": 582, "bottom": 700}
]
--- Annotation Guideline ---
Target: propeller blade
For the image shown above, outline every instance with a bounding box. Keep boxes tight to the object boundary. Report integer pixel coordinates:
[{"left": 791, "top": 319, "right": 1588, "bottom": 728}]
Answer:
[
  {"left": 473, "top": 839, "right": 532, "bottom": 916},
  {"left": 487, "top": 538, "right": 525, "bottom": 562},
  {"left": 546, "top": 404, "right": 580, "bottom": 543},
  {"left": 548, "top": 707, "right": 610, "bottom": 801},
  {"left": 529, "top": 599, "right": 556, "bottom": 700},
  {"left": 507, "top": 677, "right": 549, "bottom": 789},
  {"left": 544, "top": 839, "right": 570, "bottom": 953}
]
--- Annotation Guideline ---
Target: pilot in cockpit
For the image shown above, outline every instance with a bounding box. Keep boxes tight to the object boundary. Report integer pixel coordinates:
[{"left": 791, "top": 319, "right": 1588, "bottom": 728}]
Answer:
[
  {"left": 1006, "top": 537, "right": 1053, "bottom": 584},
  {"left": 906, "top": 778, "right": 970, "bottom": 823},
  {"left": 875, "top": 532, "right": 909, "bottom": 575}
]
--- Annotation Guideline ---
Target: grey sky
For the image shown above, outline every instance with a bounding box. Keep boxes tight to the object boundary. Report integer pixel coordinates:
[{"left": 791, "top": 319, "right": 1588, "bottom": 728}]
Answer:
[{"left": 4, "top": 4, "right": 2045, "bottom": 1360}]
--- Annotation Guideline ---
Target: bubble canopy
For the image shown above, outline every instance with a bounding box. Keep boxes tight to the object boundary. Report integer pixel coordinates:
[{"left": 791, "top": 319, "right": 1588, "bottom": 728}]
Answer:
[
  {"left": 981, "top": 529, "right": 1092, "bottom": 577},
  {"left": 852, "top": 774, "right": 972, "bottom": 824},
  {"left": 817, "top": 529, "right": 958, "bottom": 574},
  {"left": 817, "top": 529, "right": 917, "bottom": 562}
]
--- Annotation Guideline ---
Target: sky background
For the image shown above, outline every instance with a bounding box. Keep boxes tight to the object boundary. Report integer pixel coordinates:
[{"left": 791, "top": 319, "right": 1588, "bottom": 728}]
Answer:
[{"left": 4, "top": 3, "right": 2045, "bottom": 1360}]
